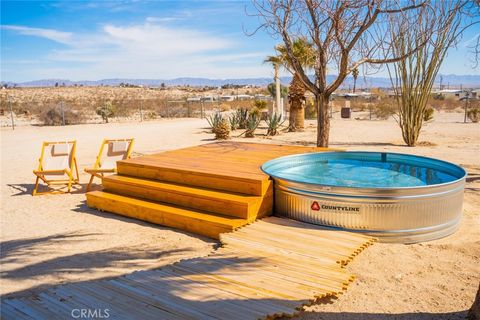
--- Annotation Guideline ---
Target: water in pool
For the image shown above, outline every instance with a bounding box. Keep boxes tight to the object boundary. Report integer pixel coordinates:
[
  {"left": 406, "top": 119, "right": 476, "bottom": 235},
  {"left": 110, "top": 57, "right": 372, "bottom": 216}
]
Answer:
[{"left": 274, "top": 159, "right": 458, "bottom": 188}]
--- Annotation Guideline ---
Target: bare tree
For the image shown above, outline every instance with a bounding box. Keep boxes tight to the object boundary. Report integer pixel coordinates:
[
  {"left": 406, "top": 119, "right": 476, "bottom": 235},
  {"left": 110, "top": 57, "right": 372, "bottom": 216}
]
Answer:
[
  {"left": 250, "top": 0, "right": 429, "bottom": 147},
  {"left": 388, "top": 0, "right": 479, "bottom": 146}
]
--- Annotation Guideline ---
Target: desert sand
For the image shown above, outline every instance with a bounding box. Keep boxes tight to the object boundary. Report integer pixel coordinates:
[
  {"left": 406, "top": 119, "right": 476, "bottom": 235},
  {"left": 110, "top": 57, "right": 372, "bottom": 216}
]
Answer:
[{"left": 1, "top": 111, "right": 479, "bottom": 319}]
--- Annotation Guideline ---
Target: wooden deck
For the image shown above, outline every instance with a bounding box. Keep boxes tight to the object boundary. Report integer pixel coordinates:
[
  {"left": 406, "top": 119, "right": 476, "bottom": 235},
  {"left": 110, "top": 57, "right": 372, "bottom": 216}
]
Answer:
[
  {"left": 1, "top": 217, "right": 375, "bottom": 320},
  {"left": 86, "top": 142, "right": 331, "bottom": 239}
]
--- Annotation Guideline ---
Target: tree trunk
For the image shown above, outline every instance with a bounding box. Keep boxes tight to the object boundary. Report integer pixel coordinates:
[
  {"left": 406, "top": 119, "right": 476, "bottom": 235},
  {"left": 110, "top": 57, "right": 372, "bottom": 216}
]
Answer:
[
  {"left": 316, "top": 93, "right": 330, "bottom": 147},
  {"left": 295, "top": 105, "right": 305, "bottom": 129},
  {"left": 353, "top": 79, "right": 357, "bottom": 93},
  {"left": 288, "top": 73, "right": 306, "bottom": 132}
]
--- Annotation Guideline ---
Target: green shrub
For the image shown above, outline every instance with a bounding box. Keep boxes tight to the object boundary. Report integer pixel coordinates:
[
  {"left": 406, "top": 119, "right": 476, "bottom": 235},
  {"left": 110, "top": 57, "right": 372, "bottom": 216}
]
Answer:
[
  {"left": 96, "top": 101, "right": 116, "bottom": 123},
  {"left": 253, "top": 100, "right": 267, "bottom": 110}
]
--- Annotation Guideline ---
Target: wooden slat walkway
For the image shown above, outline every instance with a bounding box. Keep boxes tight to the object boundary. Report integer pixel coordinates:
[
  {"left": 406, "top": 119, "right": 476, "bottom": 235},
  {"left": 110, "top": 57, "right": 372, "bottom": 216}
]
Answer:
[{"left": 1, "top": 217, "right": 375, "bottom": 320}]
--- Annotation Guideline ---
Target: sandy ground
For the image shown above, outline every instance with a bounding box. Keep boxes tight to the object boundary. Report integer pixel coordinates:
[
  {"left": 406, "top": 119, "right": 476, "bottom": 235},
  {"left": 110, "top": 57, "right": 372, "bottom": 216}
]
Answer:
[{"left": 1, "top": 111, "right": 479, "bottom": 319}]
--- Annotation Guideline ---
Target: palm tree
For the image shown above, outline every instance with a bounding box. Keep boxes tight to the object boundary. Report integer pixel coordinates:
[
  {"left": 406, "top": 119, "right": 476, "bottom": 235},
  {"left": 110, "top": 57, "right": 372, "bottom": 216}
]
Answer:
[
  {"left": 264, "top": 55, "right": 282, "bottom": 118},
  {"left": 352, "top": 68, "right": 359, "bottom": 93},
  {"left": 274, "top": 38, "right": 316, "bottom": 131}
]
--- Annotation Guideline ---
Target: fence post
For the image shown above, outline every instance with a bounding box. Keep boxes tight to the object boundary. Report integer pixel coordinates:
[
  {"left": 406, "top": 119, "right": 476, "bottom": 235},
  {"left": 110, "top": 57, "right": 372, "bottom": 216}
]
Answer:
[
  {"left": 61, "top": 101, "right": 65, "bottom": 126},
  {"left": 8, "top": 95, "right": 15, "bottom": 130}
]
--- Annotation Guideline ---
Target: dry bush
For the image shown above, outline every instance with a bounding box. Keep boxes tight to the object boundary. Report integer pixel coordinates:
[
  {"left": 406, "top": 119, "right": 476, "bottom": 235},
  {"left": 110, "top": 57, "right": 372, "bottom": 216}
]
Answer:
[
  {"left": 371, "top": 98, "right": 397, "bottom": 119},
  {"left": 219, "top": 103, "right": 231, "bottom": 112},
  {"left": 350, "top": 100, "right": 366, "bottom": 112},
  {"left": 467, "top": 107, "right": 480, "bottom": 123},
  {"left": 40, "top": 106, "right": 86, "bottom": 125},
  {"left": 428, "top": 96, "right": 462, "bottom": 111}
]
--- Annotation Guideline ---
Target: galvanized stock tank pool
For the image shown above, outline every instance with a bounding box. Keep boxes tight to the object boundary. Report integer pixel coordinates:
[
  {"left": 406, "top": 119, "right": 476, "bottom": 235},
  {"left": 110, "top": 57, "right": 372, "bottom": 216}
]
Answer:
[{"left": 261, "top": 152, "right": 466, "bottom": 243}]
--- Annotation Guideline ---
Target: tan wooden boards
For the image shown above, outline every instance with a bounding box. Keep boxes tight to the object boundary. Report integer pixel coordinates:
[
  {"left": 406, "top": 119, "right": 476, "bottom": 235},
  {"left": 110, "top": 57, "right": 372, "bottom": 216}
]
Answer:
[{"left": 2, "top": 217, "right": 374, "bottom": 320}]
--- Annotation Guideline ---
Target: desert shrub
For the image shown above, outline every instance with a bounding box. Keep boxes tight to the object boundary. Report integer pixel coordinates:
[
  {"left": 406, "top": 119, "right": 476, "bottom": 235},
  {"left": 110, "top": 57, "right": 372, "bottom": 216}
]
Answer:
[
  {"left": 423, "top": 107, "right": 434, "bottom": 122},
  {"left": 350, "top": 100, "right": 366, "bottom": 112},
  {"left": 40, "top": 106, "right": 85, "bottom": 125},
  {"left": 265, "top": 113, "right": 285, "bottom": 136},
  {"left": 467, "top": 108, "right": 480, "bottom": 123},
  {"left": 373, "top": 100, "right": 397, "bottom": 120},
  {"left": 96, "top": 101, "right": 116, "bottom": 123},
  {"left": 253, "top": 100, "right": 267, "bottom": 110},
  {"left": 219, "top": 103, "right": 231, "bottom": 112},
  {"left": 432, "top": 93, "right": 445, "bottom": 100},
  {"left": 245, "top": 113, "right": 261, "bottom": 138},
  {"left": 144, "top": 110, "right": 157, "bottom": 120}
]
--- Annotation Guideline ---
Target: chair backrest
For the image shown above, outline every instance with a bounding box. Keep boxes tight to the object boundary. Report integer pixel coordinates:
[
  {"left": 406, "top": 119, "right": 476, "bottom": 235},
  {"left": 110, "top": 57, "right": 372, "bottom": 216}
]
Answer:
[
  {"left": 96, "top": 139, "right": 134, "bottom": 170},
  {"left": 39, "top": 141, "right": 76, "bottom": 172}
]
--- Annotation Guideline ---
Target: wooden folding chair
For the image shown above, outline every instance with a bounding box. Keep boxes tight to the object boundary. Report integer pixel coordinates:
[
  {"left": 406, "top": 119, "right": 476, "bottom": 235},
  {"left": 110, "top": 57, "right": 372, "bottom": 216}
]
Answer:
[
  {"left": 33, "top": 141, "right": 80, "bottom": 195},
  {"left": 85, "top": 138, "right": 134, "bottom": 191}
]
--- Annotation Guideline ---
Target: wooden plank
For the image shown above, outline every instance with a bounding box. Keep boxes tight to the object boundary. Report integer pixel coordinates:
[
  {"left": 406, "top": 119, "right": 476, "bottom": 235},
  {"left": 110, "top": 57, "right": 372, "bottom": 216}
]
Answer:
[
  {"left": 102, "top": 175, "right": 273, "bottom": 219},
  {"left": 117, "top": 163, "right": 268, "bottom": 196},
  {"left": 139, "top": 269, "right": 280, "bottom": 320},
  {"left": 86, "top": 191, "right": 247, "bottom": 239}
]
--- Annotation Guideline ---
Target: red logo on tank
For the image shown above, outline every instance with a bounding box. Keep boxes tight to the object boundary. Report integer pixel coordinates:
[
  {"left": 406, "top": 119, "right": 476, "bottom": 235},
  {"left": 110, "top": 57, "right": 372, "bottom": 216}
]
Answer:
[{"left": 311, "top": 201, "right": 320, "bottom": 211}]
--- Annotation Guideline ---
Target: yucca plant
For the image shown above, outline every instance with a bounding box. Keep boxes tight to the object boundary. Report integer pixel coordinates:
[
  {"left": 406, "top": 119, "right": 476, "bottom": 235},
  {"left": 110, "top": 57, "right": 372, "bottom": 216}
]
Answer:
[
  {"left": 206, "top": 112, "right": 222, "bottom": 133},
  {"left": 229, "top": 113, "right": 240, "bottom": 130},
  {"left": 213, "top": 118, "right": 231, "bottom": 140},
  {"left": 245, "top": 113, "right": 261, "bottom": 138},
  {"left": 266, "top": 113, "right": 285, "bottom": 136},
  {"left": 236, "top": 108, "right": 248, "bottom": 129}
]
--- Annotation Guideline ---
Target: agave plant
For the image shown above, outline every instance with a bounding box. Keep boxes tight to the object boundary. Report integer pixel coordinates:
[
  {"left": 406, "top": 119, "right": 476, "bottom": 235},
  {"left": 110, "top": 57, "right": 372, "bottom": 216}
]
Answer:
[
  {"left": 206, "top": 112, "right": 222, "bottom": 133},
  {"left": 236, "top": 108, "right": 248, "bottom": 129},
  {"left": 265, "top": 112, "right": 285, "bottom": 136},
  {"left": 229, "top": 113, "right": 240, "bottom": 130},
  {"left": 245, "top": 113, "right": 261, "bottom": 138}
]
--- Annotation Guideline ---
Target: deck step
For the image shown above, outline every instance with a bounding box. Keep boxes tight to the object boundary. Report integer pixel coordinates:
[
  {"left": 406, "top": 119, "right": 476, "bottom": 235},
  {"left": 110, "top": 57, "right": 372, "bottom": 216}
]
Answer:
[
  {"left": 116, "top": 160, "right": 271, "bottom": 196},
  {"left": 86, "top": 191, "right": 249, "bottom": 239},
  {"left": 102, "top": 175, "right": 272, "bottom": 220}
]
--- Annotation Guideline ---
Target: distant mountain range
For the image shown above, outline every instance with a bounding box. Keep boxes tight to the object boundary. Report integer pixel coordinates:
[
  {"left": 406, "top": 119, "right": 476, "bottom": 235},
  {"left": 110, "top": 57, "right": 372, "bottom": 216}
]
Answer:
[{"left": 2, "top": 74, "right": 480, "bottom": 88}]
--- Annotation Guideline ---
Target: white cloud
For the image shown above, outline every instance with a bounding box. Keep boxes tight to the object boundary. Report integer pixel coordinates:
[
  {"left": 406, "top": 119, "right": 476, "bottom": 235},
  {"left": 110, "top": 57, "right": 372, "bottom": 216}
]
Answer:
[
  {"left": 1, "top": 25, "right": 73, "bottom": 44},
  {"left": 2, "top": 20, "right": 274, "bottom": 81}
]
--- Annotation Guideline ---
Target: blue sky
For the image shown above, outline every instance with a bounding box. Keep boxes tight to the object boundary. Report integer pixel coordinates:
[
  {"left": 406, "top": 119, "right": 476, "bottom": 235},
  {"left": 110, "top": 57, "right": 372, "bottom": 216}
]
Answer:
[{"left": 1, "top": 0, "right": 479, "bottom": 82}]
